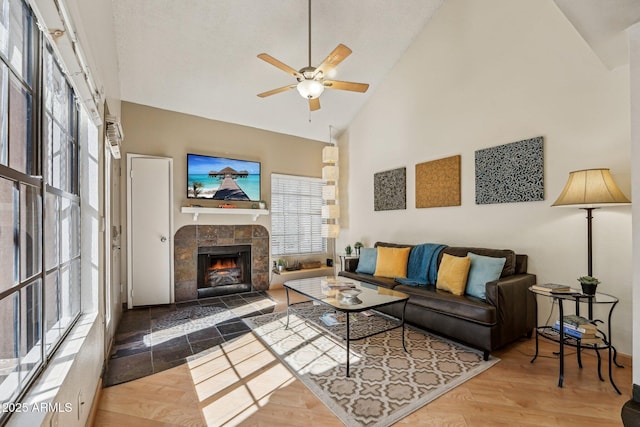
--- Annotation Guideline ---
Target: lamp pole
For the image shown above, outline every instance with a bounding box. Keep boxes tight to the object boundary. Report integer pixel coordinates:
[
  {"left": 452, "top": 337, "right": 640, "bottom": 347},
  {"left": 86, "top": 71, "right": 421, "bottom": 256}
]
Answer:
[{"left": 581, "top": 207, "right": 597, "bottom": 277}]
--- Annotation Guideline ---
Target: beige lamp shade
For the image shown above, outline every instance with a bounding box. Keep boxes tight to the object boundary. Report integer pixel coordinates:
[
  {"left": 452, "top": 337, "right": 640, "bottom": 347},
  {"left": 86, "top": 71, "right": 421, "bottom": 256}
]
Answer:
[
  {"left": 552, "top": 168, "right": 630, "bottom": 207},
  {"left": 322, "top": 185, "right": 337, "bottom": 200},
  {"left": 321, "top": 205, "right": 340, "bottom": 219},
  {"left": 321, "top": 223, "right": 339, "bottom": 238},
  {"left": 322, "top": 146, "right": 339, "bottom": 164},
  {"left": 322, "top": 165, "right": 339, "bottom": 181}
]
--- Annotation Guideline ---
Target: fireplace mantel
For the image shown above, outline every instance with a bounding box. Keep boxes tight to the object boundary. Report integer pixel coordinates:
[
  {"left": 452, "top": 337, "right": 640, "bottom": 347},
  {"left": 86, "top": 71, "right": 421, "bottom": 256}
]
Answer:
[{"left": 181, "top": 206, "right": 269, "bottom": 221}]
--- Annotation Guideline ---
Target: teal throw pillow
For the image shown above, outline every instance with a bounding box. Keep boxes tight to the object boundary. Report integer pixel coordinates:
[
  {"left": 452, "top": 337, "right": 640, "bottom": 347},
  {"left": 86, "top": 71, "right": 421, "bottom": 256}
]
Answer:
[
  {"left": 465, "top": 252, "right": 506, "bottom": 300},
  {"left": 356, "top": 248, "right": 377, "bottom": 275}
]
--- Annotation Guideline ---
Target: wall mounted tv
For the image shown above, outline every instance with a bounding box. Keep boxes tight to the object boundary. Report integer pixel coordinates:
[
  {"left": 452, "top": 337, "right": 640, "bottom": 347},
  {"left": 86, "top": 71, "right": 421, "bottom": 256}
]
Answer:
[{"left": 187, "top": 153, "right": 261, "bottom": 202}]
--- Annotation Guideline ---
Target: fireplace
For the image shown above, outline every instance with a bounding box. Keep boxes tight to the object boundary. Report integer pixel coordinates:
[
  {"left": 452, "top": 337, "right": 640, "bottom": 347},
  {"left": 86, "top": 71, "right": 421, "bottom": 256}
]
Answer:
[{"left": 197, "top": 245, "right": 252, "bottom": 298}]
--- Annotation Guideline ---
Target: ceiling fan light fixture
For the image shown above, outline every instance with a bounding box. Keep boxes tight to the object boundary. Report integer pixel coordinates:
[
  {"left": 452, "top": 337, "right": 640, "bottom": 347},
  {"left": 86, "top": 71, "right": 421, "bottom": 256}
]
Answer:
[{"left": 297, "top": 79, "right": 324, "bottom": 99}]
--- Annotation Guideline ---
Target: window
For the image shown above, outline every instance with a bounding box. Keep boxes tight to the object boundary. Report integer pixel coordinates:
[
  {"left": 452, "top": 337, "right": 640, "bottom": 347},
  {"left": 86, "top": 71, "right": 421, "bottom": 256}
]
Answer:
[
  {"left": 0, "top": 1, "right": 81, "bottom": 420},
  {"left": 271, "top": 173, "right": 325, "bottom": 256}
]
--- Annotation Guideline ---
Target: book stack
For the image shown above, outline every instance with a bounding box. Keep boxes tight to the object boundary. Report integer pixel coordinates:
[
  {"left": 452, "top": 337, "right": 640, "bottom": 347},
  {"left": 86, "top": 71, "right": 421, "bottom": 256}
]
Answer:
[
  {"left": 531, "top": 283, "right": 572, "bottom": 294},
  {"left": 553, "top": 314, "right": 602, "bottom": 344}
]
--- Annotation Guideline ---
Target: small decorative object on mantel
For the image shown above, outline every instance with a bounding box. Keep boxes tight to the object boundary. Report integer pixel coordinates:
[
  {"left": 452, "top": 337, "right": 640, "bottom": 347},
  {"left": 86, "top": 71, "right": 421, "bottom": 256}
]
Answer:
[
  {"left": 354, "top": 242, "right": 363, "bottom": 256},
  {"left": 218, "top": 203, "right": 237, "bottom": 208},
  {"left": 578, "top": 276, "right": 600, "bottom": 295},
  {"left": 345, "top": 245, "right": 352, "bottom": 256},
  {"left": 259, "top": 200, "right": 267, "bottom": 209}
]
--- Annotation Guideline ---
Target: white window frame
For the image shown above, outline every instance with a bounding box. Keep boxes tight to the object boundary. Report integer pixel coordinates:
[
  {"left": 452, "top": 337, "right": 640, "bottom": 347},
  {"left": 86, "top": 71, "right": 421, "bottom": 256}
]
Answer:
[{"left": 271, "top": 173, "right": 326, "bottom": 256}]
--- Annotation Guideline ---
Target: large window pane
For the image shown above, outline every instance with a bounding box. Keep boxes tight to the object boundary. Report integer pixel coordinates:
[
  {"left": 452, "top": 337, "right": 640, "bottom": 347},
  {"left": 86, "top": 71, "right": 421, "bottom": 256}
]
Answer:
[
  {"left": 44, "top": 192, "right": 57, "bottom": 270},
  {"left": 19, "top": 280, "right": 40, "bottom": 383},
  {"left": 0, "top": 0, "right": 8, "bottom": 57},
  {"left": 0, "top": 65, "right": 7, "bottom": 166},
  {"left": 51, "top": 122, "right": 64, "bottom": 189},
  {"left": 8, "top": 0, "right": 32, "bottom": 85},
  {"left": 0, "top": 292, "right": 19, "bottom": 405},
  {"left": 44, "top": 271, "right": 59, "bottom": 354},
  {"left": 19, "top": 183, "right": 40, "bottom": 281},
  {"left": 60, "top": 196, "right": 70, "bottom": 263},
  {"left": 43, "top": 114, "right": 51, "bottom": 183},
  {"left": 8, "top": 74, "right": 31, "bottom": 174},
  {"left": 0, "top": 176, "right": 16, "bottom": 293}
]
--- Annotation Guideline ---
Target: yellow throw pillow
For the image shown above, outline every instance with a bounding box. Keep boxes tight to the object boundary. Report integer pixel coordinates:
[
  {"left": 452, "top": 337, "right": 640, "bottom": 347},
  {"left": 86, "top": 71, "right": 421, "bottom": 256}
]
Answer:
[
  {"left": 436, "top": 254, "right": 471, "bottom": 295},
  {"left": 374, "top": 246, "right": 411, "bottom": 279}
]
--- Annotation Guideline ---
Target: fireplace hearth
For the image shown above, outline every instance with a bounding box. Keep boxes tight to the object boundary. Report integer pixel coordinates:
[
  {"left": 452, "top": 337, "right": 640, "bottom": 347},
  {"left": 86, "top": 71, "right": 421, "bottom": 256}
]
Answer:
[
  {"left": 174, "top": 224, "right": 269, "bottom": 302},
  {"left": 197, "top": 245, "right": 252, "bottom": 298}
]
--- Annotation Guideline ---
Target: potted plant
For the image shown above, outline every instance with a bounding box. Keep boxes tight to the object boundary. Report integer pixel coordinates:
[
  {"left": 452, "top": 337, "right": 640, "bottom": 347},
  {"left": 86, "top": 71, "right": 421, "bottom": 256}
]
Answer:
[
  {"left": 354, "top": 242, "right": 363, "bottom": 256},
  {"left": 277, "top": 259, "right": 286, "bottom": 272},
  {"left": 578, "top": 275, "right": 600, "bottom": 295},
  {"left": 345, "top": 245, "right": 352, "bottom": 256}
]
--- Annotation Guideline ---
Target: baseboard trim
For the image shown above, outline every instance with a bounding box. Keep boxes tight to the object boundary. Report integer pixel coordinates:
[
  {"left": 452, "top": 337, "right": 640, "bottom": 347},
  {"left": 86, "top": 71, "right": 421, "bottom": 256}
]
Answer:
[{"left": 86, "top": 377, "right": 103, "bottom": 427}]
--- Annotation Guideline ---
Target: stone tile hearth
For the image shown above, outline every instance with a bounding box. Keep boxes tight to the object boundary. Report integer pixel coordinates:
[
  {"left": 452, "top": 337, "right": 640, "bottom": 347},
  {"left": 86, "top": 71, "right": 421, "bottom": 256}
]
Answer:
[{"left": 174, "top": 224, "right": 269, "bottom": 302}]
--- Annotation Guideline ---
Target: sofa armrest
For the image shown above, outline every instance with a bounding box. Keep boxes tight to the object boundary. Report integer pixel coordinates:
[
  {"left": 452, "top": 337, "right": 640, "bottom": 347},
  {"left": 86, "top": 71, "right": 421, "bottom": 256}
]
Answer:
[
  {"left": 485, "top": 273, "right": 537, "bottom": 347},
  {"left": 344, "top": 257, "right": 359, "bottom": 272}
]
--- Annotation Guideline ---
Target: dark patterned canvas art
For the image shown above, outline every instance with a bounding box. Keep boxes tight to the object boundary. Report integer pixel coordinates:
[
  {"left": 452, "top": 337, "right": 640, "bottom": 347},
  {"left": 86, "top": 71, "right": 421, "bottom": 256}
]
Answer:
[
  {"left": 475, "top": 136, "right": 544, "bottom": 204},
  {"left": 374, "top": 167, "right": 406, "bottom": 211}
]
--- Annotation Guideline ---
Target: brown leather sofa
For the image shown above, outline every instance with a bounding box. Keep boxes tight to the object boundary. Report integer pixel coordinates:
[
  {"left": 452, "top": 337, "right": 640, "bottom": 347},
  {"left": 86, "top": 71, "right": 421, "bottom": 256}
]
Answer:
[{"left": 339, "top": 242, "right": 537, "bottom": 359}]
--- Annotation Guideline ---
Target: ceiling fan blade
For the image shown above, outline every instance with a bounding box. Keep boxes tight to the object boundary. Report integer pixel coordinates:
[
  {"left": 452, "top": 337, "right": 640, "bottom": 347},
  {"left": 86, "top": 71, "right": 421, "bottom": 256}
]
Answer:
[
  {"left": 257, "top": 84, "right": 297, "bottom": 98},
  {"left": 323, "top": 80, "right": 369, "bottom": 93},
  {"left": 257, "top": 53, "right": 302, "bottom": 78},
  {"left": 315, "top": 44, "right": 352, "bottom": 77},
  {"left": 309, "top": 98, "right": 320, "bottom": 111}
]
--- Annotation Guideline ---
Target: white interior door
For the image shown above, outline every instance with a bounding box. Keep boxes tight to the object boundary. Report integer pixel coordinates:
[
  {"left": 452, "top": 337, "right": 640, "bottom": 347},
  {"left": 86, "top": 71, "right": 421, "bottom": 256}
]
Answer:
[{"left": 127, "top": 155, "right": 173, "bottom": 307}]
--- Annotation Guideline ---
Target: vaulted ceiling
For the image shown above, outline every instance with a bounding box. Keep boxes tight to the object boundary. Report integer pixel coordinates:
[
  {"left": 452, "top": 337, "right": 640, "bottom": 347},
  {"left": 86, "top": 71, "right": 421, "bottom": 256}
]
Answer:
[{"left": 107, "top": 0, "right": 640, "bottom": 142}]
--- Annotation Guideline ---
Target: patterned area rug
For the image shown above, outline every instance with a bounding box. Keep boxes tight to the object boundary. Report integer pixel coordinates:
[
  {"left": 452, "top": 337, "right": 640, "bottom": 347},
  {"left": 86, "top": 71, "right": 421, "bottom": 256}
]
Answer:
[{"left": 244, "top": 303, "right": 499, "bottom": 427}]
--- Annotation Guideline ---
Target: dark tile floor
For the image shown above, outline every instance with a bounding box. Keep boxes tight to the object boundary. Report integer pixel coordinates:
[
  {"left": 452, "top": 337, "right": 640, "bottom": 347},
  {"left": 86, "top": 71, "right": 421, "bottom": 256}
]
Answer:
[{"left": 103, "top": 291, "right": 276, "bottom": 387}]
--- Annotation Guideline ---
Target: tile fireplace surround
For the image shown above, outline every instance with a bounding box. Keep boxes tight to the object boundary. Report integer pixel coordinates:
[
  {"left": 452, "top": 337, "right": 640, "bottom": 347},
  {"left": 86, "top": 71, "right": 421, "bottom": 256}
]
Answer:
[{"left": 174, "top": 224, "right": 270, "bottom": 302}]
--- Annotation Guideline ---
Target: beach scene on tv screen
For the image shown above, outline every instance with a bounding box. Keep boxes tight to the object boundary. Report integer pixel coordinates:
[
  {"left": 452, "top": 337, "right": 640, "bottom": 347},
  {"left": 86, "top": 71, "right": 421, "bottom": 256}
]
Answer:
[{"left": 188, "top": 154, "right": 260, "bottom": 201}]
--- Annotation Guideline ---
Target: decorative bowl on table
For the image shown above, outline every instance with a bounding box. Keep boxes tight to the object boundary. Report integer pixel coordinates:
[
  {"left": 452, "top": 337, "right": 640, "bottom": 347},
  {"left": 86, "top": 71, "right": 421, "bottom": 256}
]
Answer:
[{"left": 339, "top": 288, "right": 362, "bottom": 305}]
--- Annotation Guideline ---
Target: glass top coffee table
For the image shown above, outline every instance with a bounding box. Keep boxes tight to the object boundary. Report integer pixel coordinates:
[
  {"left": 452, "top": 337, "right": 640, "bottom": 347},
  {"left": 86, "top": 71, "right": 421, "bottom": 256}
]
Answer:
[{"left": 283, "top": 276, "right": 409, "bottom": 377}]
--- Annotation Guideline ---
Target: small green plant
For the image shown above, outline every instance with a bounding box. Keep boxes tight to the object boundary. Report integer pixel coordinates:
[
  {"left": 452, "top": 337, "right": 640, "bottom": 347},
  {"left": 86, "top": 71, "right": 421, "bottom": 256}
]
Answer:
[
  {"left": 345, "top": 245, "right": 352, "bottom": 255},
  {"left": 354, "top": 242, "right": 363, "bottom": 255},
  {"left": 278, "top": 259, "right": 286, "bottom": 267},
  {"left": 577, "top": 276, "right": 600, "bottom": 285}
]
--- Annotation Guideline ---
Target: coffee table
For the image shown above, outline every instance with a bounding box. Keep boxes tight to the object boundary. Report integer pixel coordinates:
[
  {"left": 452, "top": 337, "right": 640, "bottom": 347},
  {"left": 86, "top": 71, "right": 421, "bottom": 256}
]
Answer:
[{"left": 283, "top": 276, "right": 409, "bottom": 377}]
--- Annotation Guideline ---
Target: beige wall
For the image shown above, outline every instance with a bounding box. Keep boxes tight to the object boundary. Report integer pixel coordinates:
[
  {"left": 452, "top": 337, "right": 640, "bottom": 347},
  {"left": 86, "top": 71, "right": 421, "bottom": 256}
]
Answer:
[
  {"left": 340, "top": 0, "right": 633, "bottom": 353},
  {"left": 119, "top": 102, "right": 326, "bottom": 300}
]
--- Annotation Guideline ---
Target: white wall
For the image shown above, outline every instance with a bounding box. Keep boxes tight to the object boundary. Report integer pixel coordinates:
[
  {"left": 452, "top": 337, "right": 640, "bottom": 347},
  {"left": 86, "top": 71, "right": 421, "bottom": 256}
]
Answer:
[
  {"left": 339, "top": 0, "right": 633, "bottom": 353},
  {"left": 629, "top": 22, "right": 640, "bottom": 386}
]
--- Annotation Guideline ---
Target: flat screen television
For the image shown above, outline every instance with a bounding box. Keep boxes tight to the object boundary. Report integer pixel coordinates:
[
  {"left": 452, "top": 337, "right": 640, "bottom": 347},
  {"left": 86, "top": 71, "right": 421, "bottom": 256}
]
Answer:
[{"left": 187, "top": 153, "right": 261, "bottom": 202}]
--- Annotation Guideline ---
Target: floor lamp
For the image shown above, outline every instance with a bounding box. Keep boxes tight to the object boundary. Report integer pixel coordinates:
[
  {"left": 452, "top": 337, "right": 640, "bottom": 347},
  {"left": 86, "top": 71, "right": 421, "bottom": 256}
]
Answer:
[{"left": 552, "top": 168, "right": 630, "bottom": 277}]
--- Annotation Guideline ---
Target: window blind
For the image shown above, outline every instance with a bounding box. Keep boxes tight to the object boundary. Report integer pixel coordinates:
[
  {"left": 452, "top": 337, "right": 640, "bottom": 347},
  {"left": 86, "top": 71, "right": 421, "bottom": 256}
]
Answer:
[{"left": 271, "top": 173, "right": 325, "bottom": 256}]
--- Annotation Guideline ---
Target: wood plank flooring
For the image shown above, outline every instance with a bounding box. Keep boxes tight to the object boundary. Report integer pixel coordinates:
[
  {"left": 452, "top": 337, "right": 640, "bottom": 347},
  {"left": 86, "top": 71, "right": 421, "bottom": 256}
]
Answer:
[{"left": 92, "top": 289, "right": 631, "bottom": 426}]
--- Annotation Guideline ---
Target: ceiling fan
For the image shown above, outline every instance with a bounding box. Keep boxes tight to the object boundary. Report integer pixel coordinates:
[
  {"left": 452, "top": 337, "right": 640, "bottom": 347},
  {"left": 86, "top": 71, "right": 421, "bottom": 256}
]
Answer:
[{"left": 257, "top": 0, "right": 369, "bottom": 111}]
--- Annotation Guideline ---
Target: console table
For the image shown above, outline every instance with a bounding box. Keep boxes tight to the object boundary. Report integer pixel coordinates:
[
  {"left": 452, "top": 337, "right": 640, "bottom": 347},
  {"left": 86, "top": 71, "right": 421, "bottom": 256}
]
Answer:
[{"left": 529, "top": 287, "right": 623, "bottom": 394}]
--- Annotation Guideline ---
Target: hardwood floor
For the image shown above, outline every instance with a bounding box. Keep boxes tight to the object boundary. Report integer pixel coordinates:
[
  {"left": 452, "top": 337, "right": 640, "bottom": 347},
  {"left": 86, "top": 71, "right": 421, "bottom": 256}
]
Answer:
[{"left": 93, "top": 289, "right": 631, "bottom": 426}]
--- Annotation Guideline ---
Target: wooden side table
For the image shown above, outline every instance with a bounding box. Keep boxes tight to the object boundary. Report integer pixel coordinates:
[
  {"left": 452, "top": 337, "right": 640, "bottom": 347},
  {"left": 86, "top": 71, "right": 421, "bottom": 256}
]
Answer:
[{"left": 529, "top": 287, "right": 623, "bottom": 394}]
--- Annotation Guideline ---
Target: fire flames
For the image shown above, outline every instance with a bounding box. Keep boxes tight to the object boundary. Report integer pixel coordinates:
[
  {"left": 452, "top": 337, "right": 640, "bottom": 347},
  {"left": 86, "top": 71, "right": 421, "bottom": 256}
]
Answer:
[{"left": 208, "top": 258, "right": 237, "bottom": 271}]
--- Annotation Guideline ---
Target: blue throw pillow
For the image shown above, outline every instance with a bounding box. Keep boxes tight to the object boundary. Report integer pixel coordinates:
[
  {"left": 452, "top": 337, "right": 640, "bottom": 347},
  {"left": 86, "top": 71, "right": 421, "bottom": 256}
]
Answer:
[
  {"left": 465, "top": 252, "right": 506, "bottom": 300},
  {"left": 356, "top": 248, "right": 377, "bottom": 275}
]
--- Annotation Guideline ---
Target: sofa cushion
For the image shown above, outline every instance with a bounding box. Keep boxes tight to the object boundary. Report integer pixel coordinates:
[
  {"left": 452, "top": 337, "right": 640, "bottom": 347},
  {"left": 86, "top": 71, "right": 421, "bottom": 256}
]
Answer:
[
  {"left": 442, "top": 247, "right": 516, "bottom": 277},
  {"left": 339, "top": 271, "right": 399, "bottom": 289},
  {"left": 374, "top": 246, "right": 411, "bottom": 278},
  {"left": 465, "top": 252, "right": 506, "bottom": 300},
  {"left": 355, "top": 248, "right": 377, "bottom": 275},
  {"left": 395, "top": 284, "right": 497, "bottom": 326},
  {"left": 436, "top": 254, "right": 471, "bottom": 295}
]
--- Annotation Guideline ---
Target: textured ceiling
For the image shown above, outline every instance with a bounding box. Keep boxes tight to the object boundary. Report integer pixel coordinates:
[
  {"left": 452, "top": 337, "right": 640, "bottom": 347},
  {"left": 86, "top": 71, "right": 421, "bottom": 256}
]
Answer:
[
  {"left": 111, "top": 0, "right": 445, "bottom": 142},
  {"left": 110, "top": 1, "right": 640, "bottom": 143}
]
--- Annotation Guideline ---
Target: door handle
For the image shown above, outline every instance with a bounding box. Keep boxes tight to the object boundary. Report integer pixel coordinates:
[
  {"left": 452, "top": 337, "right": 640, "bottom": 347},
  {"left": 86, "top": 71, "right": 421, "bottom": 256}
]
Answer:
[{"left": 160, "top": 236, "right": 167, "bottom": 242}]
